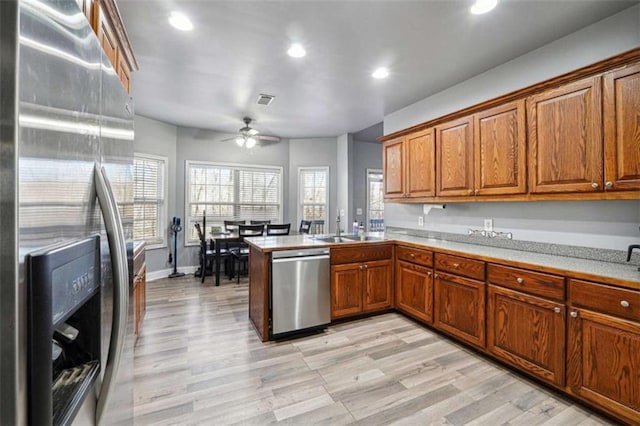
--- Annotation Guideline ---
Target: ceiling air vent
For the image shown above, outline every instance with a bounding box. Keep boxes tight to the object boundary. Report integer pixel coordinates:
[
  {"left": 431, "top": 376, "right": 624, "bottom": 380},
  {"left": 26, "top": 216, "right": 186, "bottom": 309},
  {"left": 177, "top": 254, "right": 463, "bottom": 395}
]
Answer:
[{"left": 256, "top": 94, "right": 275, "bottom": 106}]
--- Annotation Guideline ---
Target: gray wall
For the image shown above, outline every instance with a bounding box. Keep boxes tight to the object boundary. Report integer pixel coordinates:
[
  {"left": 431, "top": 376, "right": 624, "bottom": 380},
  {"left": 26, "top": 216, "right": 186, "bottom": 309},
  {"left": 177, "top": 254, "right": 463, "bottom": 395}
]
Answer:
[
  {"left": 382, "top": 5, "right": 640, "bottom": 251},
  {"left": 175, "top": 127, "right": 291, "bottom": 267},
  {"left": 289, "top": 138, "right": 338, "bottom": 233},
  {"left": 133, "top": 115, "right": 178, "bottom": 272},
  {"left": 336, "top": 133, "right": 353, "bottom": 230},
  {"left": 352, "top": 140, "right": 382, "bottom": 227}
]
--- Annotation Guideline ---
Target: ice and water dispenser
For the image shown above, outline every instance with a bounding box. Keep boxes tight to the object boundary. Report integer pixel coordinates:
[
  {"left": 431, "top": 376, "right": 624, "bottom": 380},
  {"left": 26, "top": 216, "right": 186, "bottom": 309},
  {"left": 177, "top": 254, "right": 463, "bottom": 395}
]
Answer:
[{"left": 26, "top": 236, "right": 102, "bottom": 425}]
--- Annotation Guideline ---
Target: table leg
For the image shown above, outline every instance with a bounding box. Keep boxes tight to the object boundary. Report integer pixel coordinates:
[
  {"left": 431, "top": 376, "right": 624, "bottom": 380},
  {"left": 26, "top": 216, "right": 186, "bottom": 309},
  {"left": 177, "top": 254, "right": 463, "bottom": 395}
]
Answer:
[{"left": 215, "top": 240, "right": 221, "bottom": 286}]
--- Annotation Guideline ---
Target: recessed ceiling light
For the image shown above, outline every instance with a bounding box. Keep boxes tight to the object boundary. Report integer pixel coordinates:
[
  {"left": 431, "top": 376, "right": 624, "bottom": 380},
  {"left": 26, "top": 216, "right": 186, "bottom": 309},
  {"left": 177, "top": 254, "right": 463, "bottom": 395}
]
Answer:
[
  {"left": 168, "top": 11, "right": 193, "bottom": 31},
  {"left": 287, "top": 43, "right": 306, "bottom": 58},
  {"left": 470, "top": 0, "right": 498, "bottom": 15},
  {"left": 372, "top": 67, "right": 389, "bottom": 79}
]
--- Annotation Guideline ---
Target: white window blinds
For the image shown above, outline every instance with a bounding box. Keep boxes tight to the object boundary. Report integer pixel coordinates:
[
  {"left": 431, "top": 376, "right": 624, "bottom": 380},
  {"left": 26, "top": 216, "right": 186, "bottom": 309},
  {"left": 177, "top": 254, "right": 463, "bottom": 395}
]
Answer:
[
  {"left": 133, "top": 153, "right": 167, "bottom": 247},
  {"left": 186, "top": 161, "right": 283, "bottom": 244},
  {"left": 299, "top": 167, "right": 328, "bottom": 222}
]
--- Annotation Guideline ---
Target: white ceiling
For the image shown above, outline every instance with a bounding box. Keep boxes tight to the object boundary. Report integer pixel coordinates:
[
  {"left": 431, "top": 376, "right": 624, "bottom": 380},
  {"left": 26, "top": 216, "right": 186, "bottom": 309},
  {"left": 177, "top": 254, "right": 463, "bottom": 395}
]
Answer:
[{"left": 117, "top": 0, "right": 636, "bottom": 139}]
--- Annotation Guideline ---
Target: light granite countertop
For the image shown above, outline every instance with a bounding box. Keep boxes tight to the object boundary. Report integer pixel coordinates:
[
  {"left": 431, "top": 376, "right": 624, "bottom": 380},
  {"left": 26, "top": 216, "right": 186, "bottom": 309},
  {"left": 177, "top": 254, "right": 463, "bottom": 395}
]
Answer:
[{"left": 246, "top": 232, "right": 640, "bottom": 289}]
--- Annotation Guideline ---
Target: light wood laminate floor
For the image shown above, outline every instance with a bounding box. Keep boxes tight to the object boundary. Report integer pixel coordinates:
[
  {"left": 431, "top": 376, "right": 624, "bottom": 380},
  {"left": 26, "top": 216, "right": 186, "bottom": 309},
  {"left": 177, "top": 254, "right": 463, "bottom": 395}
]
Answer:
[{"left": 134, "top": 275, "right": 614, "bottom": 425}]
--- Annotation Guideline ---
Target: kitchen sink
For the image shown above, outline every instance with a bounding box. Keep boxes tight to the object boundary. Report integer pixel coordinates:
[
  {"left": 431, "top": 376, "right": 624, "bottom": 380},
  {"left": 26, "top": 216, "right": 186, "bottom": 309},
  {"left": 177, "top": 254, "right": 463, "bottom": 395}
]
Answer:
[{"left": 314, "top": 235, "right": 381, "bottom": 243}]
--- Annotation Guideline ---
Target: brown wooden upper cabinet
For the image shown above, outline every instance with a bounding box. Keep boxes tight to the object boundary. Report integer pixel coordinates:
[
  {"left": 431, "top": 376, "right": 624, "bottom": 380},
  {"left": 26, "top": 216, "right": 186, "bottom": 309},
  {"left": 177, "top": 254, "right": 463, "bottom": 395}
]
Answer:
[
  {"left": 528, "top": 76, "right": 603, "bottom": 194},
  {"left": 474, "top": 100, "right": 527, "bottom": 195},
  {"left": 436, "top": 116, "right": 474, "bottom": 197},
  {"left": 603, "top": 63, "right": 640, "bottom": 191},
  {"left": 383, "top": 129, "right": 435, "bottom": 199}
]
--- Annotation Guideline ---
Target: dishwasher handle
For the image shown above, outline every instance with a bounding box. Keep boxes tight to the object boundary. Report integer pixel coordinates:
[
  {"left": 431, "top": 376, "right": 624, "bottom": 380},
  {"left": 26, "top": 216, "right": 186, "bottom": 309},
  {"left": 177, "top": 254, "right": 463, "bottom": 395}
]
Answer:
[{"left": 272, "top": 254, "right": 330, "bottom": 263}]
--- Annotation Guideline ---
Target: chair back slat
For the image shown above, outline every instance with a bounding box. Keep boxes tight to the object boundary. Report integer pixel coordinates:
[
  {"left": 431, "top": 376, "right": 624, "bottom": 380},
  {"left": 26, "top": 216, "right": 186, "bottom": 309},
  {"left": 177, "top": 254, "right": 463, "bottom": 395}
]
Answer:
[
  {"left": 238, "top": 224, "right": 265, "bottom": 238},
  {"left": 250, "top": 220, "right": 271, "bottom": 225},
  {"left": 299, "top": 220, "right": 312, "bottom": 234},
  {"left": 266, "top": 223, "right": 291, "bottom": 236}
]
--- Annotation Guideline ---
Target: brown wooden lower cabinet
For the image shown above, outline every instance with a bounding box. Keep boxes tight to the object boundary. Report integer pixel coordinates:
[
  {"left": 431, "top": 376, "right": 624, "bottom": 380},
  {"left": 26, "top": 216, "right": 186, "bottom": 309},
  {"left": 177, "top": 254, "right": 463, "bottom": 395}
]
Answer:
[
  {"left": 331, "top": 259, "right": 392, "bottom": 319},
  {"left": 396, "top": 260, "right": 433, "bottom": 323},
  {"left": 487, "top": 284, "right": 565, "bottom": 386},
  {"left": 567, "top": 307, "right": 640, "bottom": 423},
  {"left": 434, "top": 271, "right": 485, "bottom": 349},
  {"left": 133, "top": 244, "right": 146, "bottom": 342}
]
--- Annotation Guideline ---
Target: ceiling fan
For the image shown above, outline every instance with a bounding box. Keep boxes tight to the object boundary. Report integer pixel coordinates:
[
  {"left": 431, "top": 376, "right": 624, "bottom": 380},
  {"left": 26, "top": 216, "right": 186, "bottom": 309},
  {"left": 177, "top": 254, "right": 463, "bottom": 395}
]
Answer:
[{"left": 224, "top": 117, "right": 280, "bottom": 148}]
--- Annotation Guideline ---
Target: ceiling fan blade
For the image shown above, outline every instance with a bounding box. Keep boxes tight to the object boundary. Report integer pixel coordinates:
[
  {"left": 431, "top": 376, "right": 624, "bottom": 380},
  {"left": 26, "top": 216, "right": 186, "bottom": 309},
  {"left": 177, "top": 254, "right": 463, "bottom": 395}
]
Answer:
[{"left": 257, "top": 134, "right": 280, "bottom": 142}]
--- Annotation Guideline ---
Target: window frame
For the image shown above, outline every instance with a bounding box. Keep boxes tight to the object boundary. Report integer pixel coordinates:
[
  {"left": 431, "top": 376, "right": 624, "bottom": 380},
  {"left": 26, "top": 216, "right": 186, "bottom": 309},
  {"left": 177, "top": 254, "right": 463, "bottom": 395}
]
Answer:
[
  {"left": 133, "top": 152, "right": 169, "bottom": 250},
  {"left": 366, "top": 168, "right": 384, "bottom": 232},
  {"left": 184, "top": 160, "right": 284, "bottom": 246},
  {"left": 297, "top": 166, "right": 330, "bottom": 226}
]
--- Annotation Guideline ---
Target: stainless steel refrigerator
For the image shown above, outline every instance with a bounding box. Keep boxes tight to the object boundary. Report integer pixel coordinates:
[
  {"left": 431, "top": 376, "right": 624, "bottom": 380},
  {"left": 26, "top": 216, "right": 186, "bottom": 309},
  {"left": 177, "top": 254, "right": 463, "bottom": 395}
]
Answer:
[{"left": 0, "top": 0, "right": 135, "bottom": 424}]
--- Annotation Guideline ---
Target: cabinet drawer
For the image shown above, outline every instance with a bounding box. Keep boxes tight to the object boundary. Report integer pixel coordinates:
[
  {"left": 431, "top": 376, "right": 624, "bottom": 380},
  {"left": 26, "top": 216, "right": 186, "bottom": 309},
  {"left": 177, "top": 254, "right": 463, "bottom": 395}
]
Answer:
[
  {"left": 331, "top": 244, "right": 392, "bottom": 265},
  {"left": 488, "top": 264, "right": 565, "bottom": 301},
  {"left": 396, "top": 246, "right": 433, "bottom": 267},
  {"left": 569, "top": 279, "right": 640, "bottom": 322},
  {"left": 434, "top": 253, "right": 485, "bottom": 281}
]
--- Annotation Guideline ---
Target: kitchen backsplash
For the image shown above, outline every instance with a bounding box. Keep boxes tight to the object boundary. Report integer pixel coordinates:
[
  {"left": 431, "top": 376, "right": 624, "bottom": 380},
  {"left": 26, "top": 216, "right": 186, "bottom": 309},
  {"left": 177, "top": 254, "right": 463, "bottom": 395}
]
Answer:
[{"left": 386, "top": 226, "right": 640, "bottom": 266}]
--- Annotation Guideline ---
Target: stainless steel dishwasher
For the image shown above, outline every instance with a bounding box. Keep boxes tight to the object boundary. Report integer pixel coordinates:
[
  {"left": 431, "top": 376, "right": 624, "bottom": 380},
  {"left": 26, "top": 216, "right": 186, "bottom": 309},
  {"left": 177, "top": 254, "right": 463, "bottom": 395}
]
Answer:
[{"left": 271, "top": 248, "right": 331, "bottom": 338}]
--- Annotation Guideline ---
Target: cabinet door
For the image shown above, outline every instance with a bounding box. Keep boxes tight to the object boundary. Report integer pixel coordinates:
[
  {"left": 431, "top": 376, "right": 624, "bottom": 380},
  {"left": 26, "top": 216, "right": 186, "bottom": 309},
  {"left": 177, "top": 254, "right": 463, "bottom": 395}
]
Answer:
[
  {"left": 363, "top": 259, "right": 393, "bottom": 312},
  {"left": 383, "top": 138, "right": 405, "bottom": 198},
  {"left": 406, "top": 129, "right": 436, "bottom": 197},
  {"left": 603, "top": 63, "right": 640, "bottom": 191},
  {"left": 528, "top": 76, "right": 603, "bottom": 193},
  {"left": 567, "top": 308, "right": 640, "bottom": 423},
  {"left": 118, "top": 59, "right": 132, "bottom": 94},
  {"left": 434, "top": 271, "right": 485, "bottom": 348},
  {"left": 436, "top": 116, "right": 474, "bottom": 197},
  {"left": 396, "top": 260, "right": 433, "bottom": 323},
  {"left": 487, "top": 285, "right": 565, "bottom": 386},
  {"left": 97, "top": 4, "right": 119, "bottom": 70},
  {"left": 475, "top": 100, "right": 527, "bottom": 195},
  {"left": 331, "top": 264, "right": 363, "bottom": 318}
]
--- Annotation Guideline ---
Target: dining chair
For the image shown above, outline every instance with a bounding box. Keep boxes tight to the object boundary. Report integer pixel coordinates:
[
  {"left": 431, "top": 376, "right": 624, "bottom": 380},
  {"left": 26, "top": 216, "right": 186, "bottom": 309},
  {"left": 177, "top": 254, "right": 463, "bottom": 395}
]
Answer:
[
  {"left": 266, "top": 223, "right": 291, "bottom": 236},
  {"left": 299, "top": 220, "right": 312, "bottom": 234},
  {"left": 231, "top": 224, "right": 265, "bottom": 283},
  {"left": 194, "top": 223, "right": 214, "bottom": 283},
  {"left": 223, "top": 219, "right": 245, "bottom": 232},
  {"left": 250, "top": 220, "right": 271, "bottom": 226}
]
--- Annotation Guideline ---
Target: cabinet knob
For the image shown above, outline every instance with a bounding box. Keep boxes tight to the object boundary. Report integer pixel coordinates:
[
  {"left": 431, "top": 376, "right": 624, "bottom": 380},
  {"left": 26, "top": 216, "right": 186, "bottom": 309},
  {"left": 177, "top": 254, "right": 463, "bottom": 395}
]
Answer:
[
  {"left": 364, "top": 264, "right": 368, "bottom": 269},
  {"left": 434, "top": 273, "right": 439, "bottom": 278},
  {"left": 453, "top": 263, "right": 459, "bottom": 269},
  {"left": 553, "top": 307, "right": 561, "bottom": 314},
  {"left": 570, "top": 311, "right": 578, "bottom": 318},
  {"left": 591, "top": 182, "right": 599, "bottom": 189},
  {"left": 605, "top": 181, "right": 613, "bottom": 188},
  {"left": 474, "top": 189, "right": 479, "bottom": 194},
  {"left": 621, "top": 300, "right": 630, "bottom": 308},
  {"left": 359, "top": 265, "right": 364, "bottom": 270},
  {"left": 409, "top": 253, "right": 415, "bottom": 258},
  {"left": 516, "top": 277, "right": 524, "bottom": 284},
  {"left": 427, "top": 272, "right": 432, "bottom": 277}
]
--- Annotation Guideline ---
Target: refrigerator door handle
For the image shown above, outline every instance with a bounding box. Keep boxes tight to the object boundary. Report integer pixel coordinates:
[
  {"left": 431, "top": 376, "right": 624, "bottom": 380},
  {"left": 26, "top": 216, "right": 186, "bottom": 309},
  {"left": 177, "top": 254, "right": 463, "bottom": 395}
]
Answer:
[{"left": 94, "top": 164, "right": 129, "bottom": 426}]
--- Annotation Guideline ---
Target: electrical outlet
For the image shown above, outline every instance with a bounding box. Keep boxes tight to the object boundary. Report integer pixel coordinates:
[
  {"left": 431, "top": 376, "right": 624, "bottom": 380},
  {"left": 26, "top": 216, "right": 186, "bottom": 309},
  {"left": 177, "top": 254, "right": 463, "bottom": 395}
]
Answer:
[
  {"left": 356, "top": 208, "right": 363, "bottom": 215},
  {"left": 340, "top": 209, "right": 345, "bottom": 217},
  {"left": 484, "top": 218, "right": 493, "bottom": 232},
  {"left": 418, "top": 216, "right": 424, "bottom": 226}
]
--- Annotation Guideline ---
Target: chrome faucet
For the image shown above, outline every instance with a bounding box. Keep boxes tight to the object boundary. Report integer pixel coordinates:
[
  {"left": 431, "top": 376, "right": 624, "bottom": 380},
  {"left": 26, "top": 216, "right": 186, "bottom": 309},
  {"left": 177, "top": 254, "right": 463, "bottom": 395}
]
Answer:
[{"left": 336, "top": 214, "right": 341, "bottom": 238}]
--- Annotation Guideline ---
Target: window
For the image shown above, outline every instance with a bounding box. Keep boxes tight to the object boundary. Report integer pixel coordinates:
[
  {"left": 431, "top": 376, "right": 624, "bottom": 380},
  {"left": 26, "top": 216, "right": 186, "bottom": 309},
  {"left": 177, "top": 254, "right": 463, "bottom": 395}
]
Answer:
[
  {"left": 367, "top": 169, "right": 384, "bottom": 231},
  {"left": 185, "top": 161, "right": 283, "bottom": 244},
  {"left": 133, "top": 153, "right": 168, "bottom": 248},
  {"left": 298, "top": 167, "right": 329, "bottom": 223}
]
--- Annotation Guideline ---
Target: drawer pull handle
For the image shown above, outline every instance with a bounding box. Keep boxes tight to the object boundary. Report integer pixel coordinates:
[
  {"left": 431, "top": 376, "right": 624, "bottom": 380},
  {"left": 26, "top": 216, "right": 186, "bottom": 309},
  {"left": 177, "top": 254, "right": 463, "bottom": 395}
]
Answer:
[
  {"left": 516, "top": 277, "right": 524, "bottom": 284},
  {"left": 553, "top": 307, "right": 561, "bottom": 314},
  {"left": 570, "top": 311, "right": 578, "bottom": 318},
  {"left": 621, "top": 300, "right": 630, "bottom": 308},
  {"left": 453, "top": 263, "right": 459, "bottom": 268}
]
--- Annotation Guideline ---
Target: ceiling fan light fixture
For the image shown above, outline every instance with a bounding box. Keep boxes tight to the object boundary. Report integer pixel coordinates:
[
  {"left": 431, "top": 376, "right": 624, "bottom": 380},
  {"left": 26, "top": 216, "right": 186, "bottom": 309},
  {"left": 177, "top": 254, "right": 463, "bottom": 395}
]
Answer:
[
  {"left": 470, "top": 0, "right": 498, "bottom": 15},
  {"left": 287, "top": 43, "right": 306, "bottom": 58},
  {"left": 235, "top": 136, "right": 245, "bottom": 147},
  {"left": 372, "top": 67, "right": 389, "bottom": 79},
  {"left": 245, "top": 137, "right": 257, "bottom": 149},
  {"left": 168, "top": 11, "right": 194, "bottom": 31}
]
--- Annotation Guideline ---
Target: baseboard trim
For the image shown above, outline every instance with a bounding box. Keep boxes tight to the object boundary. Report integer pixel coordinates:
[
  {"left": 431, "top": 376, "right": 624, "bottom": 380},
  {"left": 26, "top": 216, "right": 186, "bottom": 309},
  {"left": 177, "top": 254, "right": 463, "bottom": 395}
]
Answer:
[{"left": 147, "top": 266, "right": 198, "bottom": 282}]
